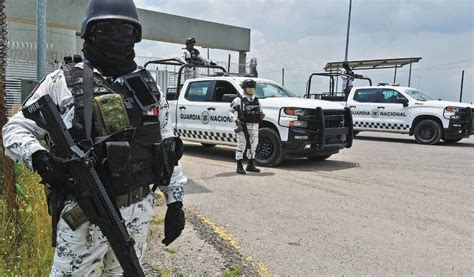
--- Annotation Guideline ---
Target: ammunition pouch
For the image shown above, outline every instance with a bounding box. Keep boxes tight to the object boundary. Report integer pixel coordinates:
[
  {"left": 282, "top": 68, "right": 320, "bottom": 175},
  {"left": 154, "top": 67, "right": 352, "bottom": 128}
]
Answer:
[
  {"left": 104, "top": 141, "right": 133, "bottom": 193},
  {"left": 100, "top": 124, "right": 164, "bottom": 196}
]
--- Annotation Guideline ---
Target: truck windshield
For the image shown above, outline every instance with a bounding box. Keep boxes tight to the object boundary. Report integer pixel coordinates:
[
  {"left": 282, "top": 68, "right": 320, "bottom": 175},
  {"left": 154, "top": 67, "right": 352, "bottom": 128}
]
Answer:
[
  {"left": 255, "top": 83, "right": 296, "bottom": 99},
  {"left": 405, "top": 89, "right": 434, "bottom": 101}
]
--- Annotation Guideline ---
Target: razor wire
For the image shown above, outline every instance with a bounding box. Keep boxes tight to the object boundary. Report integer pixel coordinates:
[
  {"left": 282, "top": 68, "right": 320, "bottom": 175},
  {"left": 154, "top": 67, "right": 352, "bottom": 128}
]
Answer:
[{"left": 7, "top": 40, "right": 76, "bottom": 68}]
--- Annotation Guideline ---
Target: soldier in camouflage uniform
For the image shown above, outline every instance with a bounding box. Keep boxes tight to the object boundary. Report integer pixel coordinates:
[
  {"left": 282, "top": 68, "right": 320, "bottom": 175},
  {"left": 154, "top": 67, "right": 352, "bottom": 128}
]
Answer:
[
  {"left": 229, "top": 79, "right": 265, "bottom": 174},
  {"left": 179, "top": 37, "right": 216, "bottom": 80},
  {"left": 2, "top": 0, "right": 186, "bottom": 275}
]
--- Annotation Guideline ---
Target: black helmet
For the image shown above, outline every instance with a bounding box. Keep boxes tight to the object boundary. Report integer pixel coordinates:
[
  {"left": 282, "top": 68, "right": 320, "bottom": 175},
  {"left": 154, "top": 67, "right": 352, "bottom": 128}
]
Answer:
[
  {"left": 185, "top": 37, "right": 196, "bottom": 45},
  {"left": 241, "top": 79, "right": 256, "bottom": 89},
  {"left": 81, "top": 0, "right": 142, "bottom": 42},
  {"left": 342, "top": 60, "right": 350, "bottom": 69}
]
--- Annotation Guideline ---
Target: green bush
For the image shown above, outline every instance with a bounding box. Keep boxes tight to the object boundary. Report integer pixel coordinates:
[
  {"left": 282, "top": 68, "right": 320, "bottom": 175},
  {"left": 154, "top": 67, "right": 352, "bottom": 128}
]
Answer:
[{"left": 0, "top": 165, "right": 53, "bottom": 276}]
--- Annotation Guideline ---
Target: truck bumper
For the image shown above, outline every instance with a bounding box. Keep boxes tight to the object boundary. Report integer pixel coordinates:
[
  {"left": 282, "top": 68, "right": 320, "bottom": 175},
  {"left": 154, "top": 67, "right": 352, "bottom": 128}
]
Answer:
[
  {"left": 444, "top": 108, "right": 473, "bottom": 139},
  {"left": 282, "top": 107, "right": 353, "bottom": 158}
]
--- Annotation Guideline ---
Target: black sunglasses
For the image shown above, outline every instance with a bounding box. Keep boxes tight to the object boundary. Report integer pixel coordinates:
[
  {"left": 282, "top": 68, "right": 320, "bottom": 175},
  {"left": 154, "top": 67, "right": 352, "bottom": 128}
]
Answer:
[{"left": 93, "top": 21, "right": 136, "bottom": 36}]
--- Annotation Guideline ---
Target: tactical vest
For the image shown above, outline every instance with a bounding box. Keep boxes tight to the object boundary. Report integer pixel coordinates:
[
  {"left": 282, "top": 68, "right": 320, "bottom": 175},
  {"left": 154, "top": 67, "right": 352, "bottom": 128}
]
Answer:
[
  {"left": 239, "top": 97, "right": 261, "bottom": 123},
  {"left": 62, "top": 62, "right": 164, "bottom": 196},
  {"left": 184, "top": 48, "right": 202, "bottom": 64}
]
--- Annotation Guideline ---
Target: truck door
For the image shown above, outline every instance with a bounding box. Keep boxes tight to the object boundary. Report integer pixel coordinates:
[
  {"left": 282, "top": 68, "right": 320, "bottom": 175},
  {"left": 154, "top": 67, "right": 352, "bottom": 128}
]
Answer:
[
  {"left": 176, "top": 80, "right": 214, "bottom": 143},
  {"left": 377, "top": 88, "right": 410, "bottom": 133},
  {"left": 206, "top": 80, "right": 240, "bottom": 145},
  {"left": 350, "top": 88, "right": 381, "bottom": 131}
]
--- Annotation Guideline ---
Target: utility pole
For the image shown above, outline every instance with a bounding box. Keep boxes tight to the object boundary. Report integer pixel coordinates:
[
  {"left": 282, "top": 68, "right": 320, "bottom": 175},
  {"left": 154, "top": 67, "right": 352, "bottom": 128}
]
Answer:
[
  {"left": 344, "top": 0, "right": 352, "bottom": 61},
  {"left": 37, "top": 0, "right": 47, "bottom": 80},
  {"left": 282, "top": 68, "right": 285, "bottom": 86}
]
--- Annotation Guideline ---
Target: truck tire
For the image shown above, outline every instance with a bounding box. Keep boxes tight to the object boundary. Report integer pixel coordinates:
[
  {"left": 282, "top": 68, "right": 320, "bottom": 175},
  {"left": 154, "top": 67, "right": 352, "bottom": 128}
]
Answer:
[
  {"left": 414, "top": 119, "right": 442, "bottom": 145},
  {"left": 307, "top": 154, "right": 332, "bottom": 161},
  {"left": 443, "top": 138, "right": 463, "bottom": 144},
  {"left": 255, "top": 128, "right": 283, "bottom": 167},
  {"left": 201, "top": 143, "right": 216, "bottom": 148}
]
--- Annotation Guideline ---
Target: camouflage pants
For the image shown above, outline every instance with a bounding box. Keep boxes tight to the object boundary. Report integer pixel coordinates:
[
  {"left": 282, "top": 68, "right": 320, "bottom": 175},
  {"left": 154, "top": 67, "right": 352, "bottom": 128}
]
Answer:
[
  {"left": 49, "top": 193, "right": 156, "bottom": 276},
  {"left": 235, "top": 123, "right": 259, "bottom": 160},
  {"left": 183, "top": 68, "right": 200, "bottom": 80}
]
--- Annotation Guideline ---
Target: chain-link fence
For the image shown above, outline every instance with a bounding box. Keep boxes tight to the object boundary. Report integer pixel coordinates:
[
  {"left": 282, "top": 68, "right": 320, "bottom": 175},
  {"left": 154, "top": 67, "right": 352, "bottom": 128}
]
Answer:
[{"left": 4, "top": 43, "right": 254, "bottom": 116}]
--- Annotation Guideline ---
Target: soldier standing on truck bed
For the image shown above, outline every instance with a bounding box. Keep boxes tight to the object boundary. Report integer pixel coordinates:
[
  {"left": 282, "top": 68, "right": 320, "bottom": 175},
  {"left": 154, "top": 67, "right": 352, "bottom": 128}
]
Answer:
[
  {"left": 180, "top": 37, "right": 216, "bottom": 80},
  {"left": 341, "top": 61, "right": 354, "bottom": 99},
  {"left": 229, "top": 79, "right": 265, "bottom": 174}
]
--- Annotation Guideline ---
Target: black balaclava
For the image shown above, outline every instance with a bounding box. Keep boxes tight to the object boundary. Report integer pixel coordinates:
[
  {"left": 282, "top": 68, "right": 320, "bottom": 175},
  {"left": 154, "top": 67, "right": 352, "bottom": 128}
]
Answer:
[{"left": 82, "top": 29, "right": 137, "bottom": 78}]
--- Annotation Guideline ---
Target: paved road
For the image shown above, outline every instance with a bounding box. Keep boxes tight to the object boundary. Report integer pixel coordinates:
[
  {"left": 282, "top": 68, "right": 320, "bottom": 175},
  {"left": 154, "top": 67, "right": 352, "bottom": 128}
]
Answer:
[{"left": 181, "top": 132, "right": 474, "bottom": 275}]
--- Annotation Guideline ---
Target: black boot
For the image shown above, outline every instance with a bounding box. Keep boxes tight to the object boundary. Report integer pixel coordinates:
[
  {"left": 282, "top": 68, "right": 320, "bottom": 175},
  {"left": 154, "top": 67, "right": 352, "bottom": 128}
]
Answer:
[
  {"left": 236, "top": 159, "right": 246, "bottom": 174},
  {"left": 246, "top": 159, "right": 260, "bottom": 173}
]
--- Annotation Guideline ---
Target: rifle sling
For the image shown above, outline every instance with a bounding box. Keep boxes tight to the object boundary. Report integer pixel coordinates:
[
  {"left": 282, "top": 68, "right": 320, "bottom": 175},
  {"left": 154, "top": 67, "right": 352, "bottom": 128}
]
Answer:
[{"left": 83, "top": 62, "right": 94, "bottom": 142}]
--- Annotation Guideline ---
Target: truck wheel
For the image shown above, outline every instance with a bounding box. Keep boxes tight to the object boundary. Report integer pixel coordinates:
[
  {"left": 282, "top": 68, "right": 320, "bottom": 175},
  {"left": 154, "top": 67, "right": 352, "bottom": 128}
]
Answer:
[
  {"left": 443, "top": 138, "right": 463, "bottom": 144},
  {"left": 201, "top": 143, "right": 216, "bottom": 148},
  {"left": 307, "top": 154, "right": 332, "bottom": 161},
  {"left": 255, "top": 128, "right": 283, "bottom": 167},
  {"left": 414, "top": 119, "right": 442, "bottom": 145}
]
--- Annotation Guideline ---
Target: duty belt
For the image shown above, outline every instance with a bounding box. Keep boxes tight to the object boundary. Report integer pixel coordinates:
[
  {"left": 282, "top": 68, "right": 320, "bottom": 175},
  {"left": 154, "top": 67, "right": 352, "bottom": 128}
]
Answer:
[
  {"left": 115, "top": 186, "right": 151, "bottom": 208},
  {"left": 63, "top": 186, "right": 151, "bottom": 230}
]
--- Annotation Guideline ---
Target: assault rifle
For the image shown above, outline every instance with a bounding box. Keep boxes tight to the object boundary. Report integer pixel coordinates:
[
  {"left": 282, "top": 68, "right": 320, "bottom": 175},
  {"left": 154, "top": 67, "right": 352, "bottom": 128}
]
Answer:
[
  {"left": 22, "top": 95, "right": 144, "bottom": 277},
  {"left": 235, "top": 120, "right": 251, "bottom": 157}
]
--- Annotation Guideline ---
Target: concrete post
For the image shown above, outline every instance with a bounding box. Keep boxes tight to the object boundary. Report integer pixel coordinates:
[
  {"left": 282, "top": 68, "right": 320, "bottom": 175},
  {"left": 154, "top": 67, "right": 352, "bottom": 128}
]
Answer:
[
  {"left": 238, "top": 51, "right": 246, "bottom": 74},
  {"left": 408, "top": 62, "right": 412, "bottom": 87},
  {"left": 36, "top": 0, "right": 47, "bottom": 80},
  {"left": 393, "top": 65, "right": 397, "bottom": 84}
]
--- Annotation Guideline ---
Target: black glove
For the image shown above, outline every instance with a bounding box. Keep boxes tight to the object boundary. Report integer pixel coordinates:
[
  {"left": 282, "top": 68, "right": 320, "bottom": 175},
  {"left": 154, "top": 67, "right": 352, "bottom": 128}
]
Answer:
[
  {"left": 32, "top": 150, "right": 67, "bottom": 187},
  {"left": 210, "top": 61, "right": 217, "bottom": 66},
  {"left": 161, "top": 201, "right": 185, "bottom": 246}
]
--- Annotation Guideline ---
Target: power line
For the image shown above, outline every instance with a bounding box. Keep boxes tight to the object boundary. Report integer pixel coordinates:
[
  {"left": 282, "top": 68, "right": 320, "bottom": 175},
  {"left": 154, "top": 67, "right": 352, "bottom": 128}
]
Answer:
[
  {"left": 418, "top": 58, "right": 474, "bottom": 69},
  {"left": 261, "top": 59, "right": 474, "bottom": 75},
  {"left": 369, "top": 65, "right": 472, "bottom": 76}
]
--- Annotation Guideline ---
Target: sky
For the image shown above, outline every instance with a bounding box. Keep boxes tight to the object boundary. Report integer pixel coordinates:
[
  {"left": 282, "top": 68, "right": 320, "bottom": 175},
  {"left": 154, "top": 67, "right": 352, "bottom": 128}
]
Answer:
[{"left": 134, "top": 0, "right": 473, "bottom": 103}]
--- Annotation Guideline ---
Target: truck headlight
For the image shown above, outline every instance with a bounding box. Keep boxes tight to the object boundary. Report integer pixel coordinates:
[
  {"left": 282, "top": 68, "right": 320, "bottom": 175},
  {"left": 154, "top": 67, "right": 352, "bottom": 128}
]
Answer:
[
  {"left": 282, "top": 107, "right": 305, "bottom": 116},
  {"left": 280, "top": 108, "right": 308, "bottom": 127},
  {"left": 443, "top": 106, "right": 461, "bottom": 119}
]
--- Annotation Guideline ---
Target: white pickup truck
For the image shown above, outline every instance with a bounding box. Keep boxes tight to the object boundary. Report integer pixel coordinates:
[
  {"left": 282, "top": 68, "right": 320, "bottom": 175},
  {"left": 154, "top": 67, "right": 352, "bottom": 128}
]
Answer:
[
  {"left": 305, "top": 73, "right": 474, "bottom": 144},
  {"left": 147, "top": 60, "right": 354, "bottom": 166}
]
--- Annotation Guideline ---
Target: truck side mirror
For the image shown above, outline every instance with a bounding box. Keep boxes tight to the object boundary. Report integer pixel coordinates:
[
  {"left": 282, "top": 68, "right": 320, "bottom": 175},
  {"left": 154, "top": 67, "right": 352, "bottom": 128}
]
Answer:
[
  {"left": 397, "top": 97, "right": 409, "bottom": 107},
  {"left": 222, "top": 94, "right": 237, "bottom": 103}
]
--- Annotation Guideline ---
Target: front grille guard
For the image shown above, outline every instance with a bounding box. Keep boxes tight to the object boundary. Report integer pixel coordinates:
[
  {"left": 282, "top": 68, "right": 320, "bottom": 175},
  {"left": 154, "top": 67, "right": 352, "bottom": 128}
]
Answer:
[
  {"left": 280, "top": 107, "right": 353, "bottom": 149},
  {"left": 455, "top": 107, "right": 473, "bottom": 131}
]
